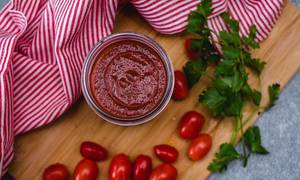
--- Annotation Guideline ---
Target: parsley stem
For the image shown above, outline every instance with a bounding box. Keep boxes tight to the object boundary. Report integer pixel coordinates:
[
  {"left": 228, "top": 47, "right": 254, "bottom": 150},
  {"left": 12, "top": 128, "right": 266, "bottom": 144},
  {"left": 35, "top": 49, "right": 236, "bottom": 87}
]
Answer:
[
  {"left": 201, "top": 71, "right": 214, "bottom": 80},
  {"left": 258, "top": 76, "right": 262, "bottom": 90},
  {"left": 239, "top": 116, "right": 245, "bottom": 141},
  {"left": 239, "top": 115, "right": 248, "bottom": 166},
  {"left": 230, "top": 117, "right": 239, "bottom": 144},
  {"left": 229, "top": 115, "right": 246, "bottom": 157}
]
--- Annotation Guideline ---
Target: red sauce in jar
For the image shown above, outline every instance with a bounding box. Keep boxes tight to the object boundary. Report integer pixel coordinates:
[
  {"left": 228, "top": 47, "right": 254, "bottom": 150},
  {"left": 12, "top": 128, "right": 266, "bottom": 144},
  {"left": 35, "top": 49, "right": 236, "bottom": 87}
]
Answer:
[{"left": 90, "top": 40, "right": 167, "bottom": 119}]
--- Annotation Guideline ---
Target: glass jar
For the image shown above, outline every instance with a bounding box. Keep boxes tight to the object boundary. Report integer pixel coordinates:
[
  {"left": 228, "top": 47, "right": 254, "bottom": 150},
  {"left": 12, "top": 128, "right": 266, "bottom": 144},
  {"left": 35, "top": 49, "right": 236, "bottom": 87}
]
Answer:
[{"left": 81, "top": 32, "right": 174, "bottom": 126}]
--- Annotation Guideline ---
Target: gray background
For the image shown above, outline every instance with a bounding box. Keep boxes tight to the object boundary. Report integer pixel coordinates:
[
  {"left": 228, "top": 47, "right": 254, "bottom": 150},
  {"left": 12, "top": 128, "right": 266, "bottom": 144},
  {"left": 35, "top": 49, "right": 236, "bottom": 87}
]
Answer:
[{"left": 1, "top": 0, "right": 299, "bottom": 179}]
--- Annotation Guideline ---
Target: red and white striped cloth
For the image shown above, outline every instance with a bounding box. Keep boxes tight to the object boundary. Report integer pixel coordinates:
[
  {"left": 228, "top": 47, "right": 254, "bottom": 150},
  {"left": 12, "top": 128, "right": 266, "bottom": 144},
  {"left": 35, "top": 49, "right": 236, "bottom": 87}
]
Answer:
[{"left": 0, "top": 0, "right": 284, "bottom": 176}]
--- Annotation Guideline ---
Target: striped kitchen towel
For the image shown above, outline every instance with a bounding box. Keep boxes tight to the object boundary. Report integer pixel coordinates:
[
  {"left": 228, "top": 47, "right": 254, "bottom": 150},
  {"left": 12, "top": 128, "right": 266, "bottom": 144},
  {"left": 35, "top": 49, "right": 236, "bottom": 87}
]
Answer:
[{"left": 0, "top": 0, "right": 284, "bottom": 176}]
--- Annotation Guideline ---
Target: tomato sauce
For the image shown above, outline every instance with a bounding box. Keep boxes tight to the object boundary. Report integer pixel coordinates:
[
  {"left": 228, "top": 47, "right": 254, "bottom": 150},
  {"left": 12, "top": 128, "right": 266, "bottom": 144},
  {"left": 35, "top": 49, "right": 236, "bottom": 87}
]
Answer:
[{"left": 90, "top": 40, "right": 167, "bottom": 119}]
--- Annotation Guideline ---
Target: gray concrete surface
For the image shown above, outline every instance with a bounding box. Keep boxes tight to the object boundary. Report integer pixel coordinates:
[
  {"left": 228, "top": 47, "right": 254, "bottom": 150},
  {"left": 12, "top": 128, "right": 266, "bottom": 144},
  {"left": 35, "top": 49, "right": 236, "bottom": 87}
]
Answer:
[
  {"left": 292, "top": 0, "right": 300, "bottom": 6},
  {"left": 1, "top": 0, "right": 299, "bottom": 179}
]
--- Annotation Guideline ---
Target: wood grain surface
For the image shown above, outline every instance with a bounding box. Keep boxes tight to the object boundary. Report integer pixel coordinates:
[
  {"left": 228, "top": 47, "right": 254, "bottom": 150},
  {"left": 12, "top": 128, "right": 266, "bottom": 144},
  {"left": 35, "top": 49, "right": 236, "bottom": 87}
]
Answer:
[{"left": 8, "top": 3, "right": 300, "bottom": 180}]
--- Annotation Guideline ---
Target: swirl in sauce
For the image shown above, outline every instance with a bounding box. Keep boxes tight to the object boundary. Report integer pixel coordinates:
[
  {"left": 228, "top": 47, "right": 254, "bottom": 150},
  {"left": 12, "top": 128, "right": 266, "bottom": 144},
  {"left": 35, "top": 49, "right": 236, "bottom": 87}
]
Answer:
[{"left": 90, "top": 40, "right": 167, "bottom": 119}]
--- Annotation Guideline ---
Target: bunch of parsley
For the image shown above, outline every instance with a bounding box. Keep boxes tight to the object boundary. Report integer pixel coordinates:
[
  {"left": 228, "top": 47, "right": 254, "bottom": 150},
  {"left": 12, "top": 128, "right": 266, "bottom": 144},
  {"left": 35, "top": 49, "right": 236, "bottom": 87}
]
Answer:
[{"left": 185, "top": 0, "right": 280, "bottom": 172}]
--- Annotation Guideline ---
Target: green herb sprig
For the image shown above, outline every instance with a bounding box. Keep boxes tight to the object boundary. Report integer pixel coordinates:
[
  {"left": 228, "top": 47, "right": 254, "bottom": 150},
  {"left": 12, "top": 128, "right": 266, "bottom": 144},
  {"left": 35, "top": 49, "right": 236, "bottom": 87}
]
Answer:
[{"left": 185, "top": 0, "right": 281, "bottom": 172}]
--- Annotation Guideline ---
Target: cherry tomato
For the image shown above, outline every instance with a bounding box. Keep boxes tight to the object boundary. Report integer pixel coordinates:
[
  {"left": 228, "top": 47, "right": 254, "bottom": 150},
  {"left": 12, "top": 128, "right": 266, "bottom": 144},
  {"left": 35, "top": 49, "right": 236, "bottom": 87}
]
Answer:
[
  {"left": 133, "top": 154, "right": 152, "bottom": 180},
  {"left": 73, "top": 159, "right": 98, "bottom": 180},
  {"left": 178, "top": 111, "right": 205, "bottom": 139},
  {"left": 43, "top": 163, "right": 69, "bottom": 180},
  {"left": 188, "top": 133, "right": 212, "bottom": 161},
  {"left": 109, "top": 153, "right": 131, "bottom": 180},
  {"left": 80, "top": 141, "right": 108, "bottom": 161},
  {"left": 172, "top": 70, "right": 189, "bottom": 100},
  {"left": 153, "top": 144, "right": 179, "bottom": 163},
  {"left": 184, "top": 38, "right": 200, "bottom": 60},
  {"left": 149, "top": 163, "right": 177, "bottom": 180}
]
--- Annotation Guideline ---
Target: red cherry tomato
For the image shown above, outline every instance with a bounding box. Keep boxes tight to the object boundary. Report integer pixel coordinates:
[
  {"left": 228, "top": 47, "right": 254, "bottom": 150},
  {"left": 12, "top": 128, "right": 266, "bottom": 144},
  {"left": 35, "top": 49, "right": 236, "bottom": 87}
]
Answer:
[
  {"left": 80, "top": 141, "right": 108, "bottom": 161},
  {"left": 109, "top": 153, "right": 132, "bottom": 180},
  {"left": 153, "top": 144, "right": 179, "bottom": 163},
  {"left": 73, "top": 159, "right": 98, "bottom": 180},
  {"left": 149, "top": 163, "right": 177, "bottom": 180},
  {"left": 133, "top": 154, "right": 152, "bottom": 180},
  {"left": 188, "top": 133, "right": 212, "bottom": 161},
  {"left": 184, "top": 38, "right": 200, "bottom": 60},
  {"left": 178, "top": 111, "right": 205, "bottom": 139},
  {"left": 172, "top": 70, "right": 189, "bottom": 100},
  {"left": 43, "top": 163, "right": 69, "bottom": 180}
]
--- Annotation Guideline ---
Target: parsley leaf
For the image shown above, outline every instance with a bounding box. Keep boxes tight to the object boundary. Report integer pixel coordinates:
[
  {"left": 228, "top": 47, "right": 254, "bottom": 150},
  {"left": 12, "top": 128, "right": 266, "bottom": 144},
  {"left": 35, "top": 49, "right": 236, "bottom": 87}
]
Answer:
[
  {"left": 208, "top": 143, "right": 241, "bottom": 172},
  {"left": 241, "top": 84, "right": 262, "bottom": 106},
  {"left": 244, "top": 126, "right": 269, "bottom": 154},
  {"left": 221, "top": 12, "right": 240, "bottom": 32},
  {"left": 199, "top": 88, "right": 226, "bottom": 116},
  {"left": 219, "top": 31, "right": 241, "bottom": 48},
  {"left": 243, "top": 54, "right": 266, "bottom": 75},
  {"left": 195, "top": 0, "right": 212, "bottom": 17},
  {"left": 251, "top": 90, "right": 262, "bottom": 106},
  {"left": 242, "top": 25, "right": 260, "bottom": 49},
  {"left": 209, "top": 53, "right": 221, "bottom": 63},
  {"left": 215, "top": 60, "right": 236, "bottom": 77},
  {"left": 267, "top": 83, "right": 280, "bottom": 109},
  {"left": 187, "top": 13, "right": 206, "bottom": 34},
  {"left": 222, "top": 46, "right": 242, "bottom": 59},
  {"left": 187, "top": 0, "right": 212, "bottom": 35},
  {"left": 232, "top": 68, "right": 246, "bottom": 92},
  {"left": 183, "top": 60, "right": 207, "bottom": 88},
  {"left": 214, "top": 70, "right": 245, "bottom": 93},
  {"left": 213, "top": 77, "right": 233, "bottom": 93},
  {"left": 224, "top": 93, "right": 244, "bottom": 116},
  {"left": 191, "top": 38, "right": 218, "bottom": 62},
  {"left": 249, "top": 25, "right": 257, "bottom": 40}
]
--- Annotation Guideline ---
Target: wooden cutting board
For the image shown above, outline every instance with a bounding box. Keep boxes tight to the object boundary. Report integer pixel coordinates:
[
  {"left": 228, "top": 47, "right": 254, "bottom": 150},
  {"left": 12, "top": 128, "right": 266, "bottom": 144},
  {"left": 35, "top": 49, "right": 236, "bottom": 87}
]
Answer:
[{"left": 8, "top": 2, "right": 300, "bottom": 180}]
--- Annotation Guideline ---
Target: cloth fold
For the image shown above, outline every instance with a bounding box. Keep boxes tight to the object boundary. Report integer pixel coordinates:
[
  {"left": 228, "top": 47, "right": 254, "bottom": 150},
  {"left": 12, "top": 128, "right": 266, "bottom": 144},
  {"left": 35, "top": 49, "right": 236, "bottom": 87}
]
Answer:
[{"left": 0, "top": 0, "right": 283, "bottom": 176}]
